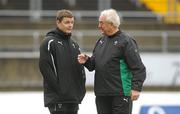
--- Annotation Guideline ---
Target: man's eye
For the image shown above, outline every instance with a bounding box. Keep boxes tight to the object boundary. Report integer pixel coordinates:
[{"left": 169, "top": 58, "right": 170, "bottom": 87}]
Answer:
[{"left": 64, "top": 21, "right": 69, "bottom": 24}]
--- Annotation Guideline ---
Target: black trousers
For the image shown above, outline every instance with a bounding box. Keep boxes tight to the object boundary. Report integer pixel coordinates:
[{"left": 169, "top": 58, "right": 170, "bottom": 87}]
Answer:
[
  {"left": 48, "top": 103, "right": 79, "bottom": 114},
  {"left": 95, "top": 96, "right": 132, "bottom": 114}
]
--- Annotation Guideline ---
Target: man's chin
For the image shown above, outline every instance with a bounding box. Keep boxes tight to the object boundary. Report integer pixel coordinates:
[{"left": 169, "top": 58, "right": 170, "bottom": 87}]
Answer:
[
  {"left": 99, "top": 30, "right": 104, "bottom": 34},
  {"left": 101, "top": 32, "right": 105, "bottom": 35},
  {"left": 65, "top": 31, "right": 72, "bottom": 34}
]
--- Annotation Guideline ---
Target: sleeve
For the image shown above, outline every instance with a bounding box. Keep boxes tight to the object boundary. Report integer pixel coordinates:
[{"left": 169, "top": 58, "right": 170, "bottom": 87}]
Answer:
[
  {"left": 84, "top": 55, "right": 95, "bottom": 71},
  {"left": 83, "top": 37, "right": 103, "bottom": 71},
  {"left": 124, "top": 38, "right": 146, "bottom": 91},
  {"left": 39, "top": 38, "right": 61, "bottom": 95}
]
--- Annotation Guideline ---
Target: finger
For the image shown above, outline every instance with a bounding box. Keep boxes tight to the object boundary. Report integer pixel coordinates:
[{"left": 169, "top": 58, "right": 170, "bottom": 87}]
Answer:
[{"left": 131, "top": 95, "right": 139, "bottom": 101}]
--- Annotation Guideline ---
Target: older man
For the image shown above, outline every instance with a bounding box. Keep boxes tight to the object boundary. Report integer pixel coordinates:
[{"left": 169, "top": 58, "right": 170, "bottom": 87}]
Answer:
[{"left": 78, "top": 9, "right": 146, "bottom": 114}]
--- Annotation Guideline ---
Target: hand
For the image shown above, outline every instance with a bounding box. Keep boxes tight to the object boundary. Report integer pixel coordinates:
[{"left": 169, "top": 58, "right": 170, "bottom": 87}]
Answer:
[
  {"left": 131, "top": 90, "right": 140, "bottom": 101},
  {"left": 78, "top": 54, "right": 89, "bottom": 64}
]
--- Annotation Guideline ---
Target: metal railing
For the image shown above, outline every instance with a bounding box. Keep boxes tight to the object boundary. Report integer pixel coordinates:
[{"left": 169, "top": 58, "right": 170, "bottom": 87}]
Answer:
[
  {"left": 0, "top": 10, "right": 162, "bottom": 22},
  {"left": 0, "top": 29, "right": 180, "bottom": 58}
]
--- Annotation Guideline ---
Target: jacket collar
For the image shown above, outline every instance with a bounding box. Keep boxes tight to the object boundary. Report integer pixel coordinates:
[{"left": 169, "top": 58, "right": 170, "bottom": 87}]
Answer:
[
  {"left": 46, "top": 27, "right": 71, "bottom": 40},
  {"left": 108, "top": 30, "right": 122, "bottom": 38}
]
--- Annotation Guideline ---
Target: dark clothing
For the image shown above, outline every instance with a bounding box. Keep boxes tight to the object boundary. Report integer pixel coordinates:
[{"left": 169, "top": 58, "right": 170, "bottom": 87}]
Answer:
[
  {"left": 49, "top": 111, "right": 77, "bottom": 114},
  {"left": 48, "top": 103, "right": 78, "bottom": 114},
  {"left": 96, "top": 96, "right": 132, "bottom": 114},
  {"left": 39, "top": 28, "right": 86, "bottom": 107},
  {"left": 84, "top": 30, "right": 146, "bottom": 96}
]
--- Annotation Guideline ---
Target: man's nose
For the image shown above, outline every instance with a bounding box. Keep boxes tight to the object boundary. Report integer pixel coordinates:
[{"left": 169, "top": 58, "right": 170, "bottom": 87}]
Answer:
[
  {"left": 98, "top": 24, "right": 101, "bottom": 28},
  {"left": 69, "top": 23, "right": 73, "bottom": 27}
]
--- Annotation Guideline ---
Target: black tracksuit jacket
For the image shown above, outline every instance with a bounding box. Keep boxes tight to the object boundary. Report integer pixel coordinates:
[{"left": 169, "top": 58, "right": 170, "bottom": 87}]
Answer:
[
  {"left": 84, "top": 30, "right": 146, "bottom": 96},
  {"left": 39, "top": 28, "right": 86, "bottom": 107}
]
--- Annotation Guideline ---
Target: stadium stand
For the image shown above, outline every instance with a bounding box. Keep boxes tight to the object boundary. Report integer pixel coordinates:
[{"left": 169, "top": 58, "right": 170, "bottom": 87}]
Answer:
[
  {"left": 43, "top": 0, "right": 69, "bottom": 10},
  {"left": 0, "top": 0, "right": 29, "bottom": 9},
  {"left": 112, "top": 0, "right": 147, "bottom": 11},
  {"left": 139, "top": 0, "right": 180, "bottom": 23},
  {"left": 75, "top": 0, "right": 98, "bottom": 10}
]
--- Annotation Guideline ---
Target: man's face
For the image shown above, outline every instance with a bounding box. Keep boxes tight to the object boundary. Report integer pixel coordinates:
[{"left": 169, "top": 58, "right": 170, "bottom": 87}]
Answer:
[
  {"left": 57, "top": 17, "right": 74, "bottom": 34},
  {"left": 98, "top": 15, "right": 112, "bottom": 36}
]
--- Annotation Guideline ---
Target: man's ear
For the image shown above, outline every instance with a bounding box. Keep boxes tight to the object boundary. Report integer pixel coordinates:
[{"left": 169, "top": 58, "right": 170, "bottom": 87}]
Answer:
[
  {"left": 56, "top": 20, "right": 61, "bottom": 24},
  {"left": 56, "top": 20, "right": 58, "bottom": 24},
  {"left": 56, "top": 20, "right": 60, "bottom": 26}
]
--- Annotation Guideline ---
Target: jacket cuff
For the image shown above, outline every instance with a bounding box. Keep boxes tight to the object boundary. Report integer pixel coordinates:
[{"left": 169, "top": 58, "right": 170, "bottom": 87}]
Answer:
[{"left": 132, "top": 81, "right": 143, "bottom": 92}]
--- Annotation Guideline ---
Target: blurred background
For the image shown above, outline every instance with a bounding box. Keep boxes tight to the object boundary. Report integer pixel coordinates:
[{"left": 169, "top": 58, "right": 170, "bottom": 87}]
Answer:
[{"left": 0, "top": 0, "right": 180, "bottom": 114}]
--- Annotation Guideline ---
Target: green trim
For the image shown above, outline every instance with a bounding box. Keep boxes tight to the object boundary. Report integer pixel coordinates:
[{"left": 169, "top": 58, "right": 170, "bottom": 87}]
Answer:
[{"left": 120, "top": 59, "right": 132, "bottom": 96}]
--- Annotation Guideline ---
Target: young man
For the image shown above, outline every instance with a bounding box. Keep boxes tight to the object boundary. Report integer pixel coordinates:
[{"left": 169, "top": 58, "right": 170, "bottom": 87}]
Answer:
[
  {"left": 78, "top": 9, "right": 146, "bottom": 114},
  {"left": 39, "top": 9, "right": 86, "bottom": 114}
]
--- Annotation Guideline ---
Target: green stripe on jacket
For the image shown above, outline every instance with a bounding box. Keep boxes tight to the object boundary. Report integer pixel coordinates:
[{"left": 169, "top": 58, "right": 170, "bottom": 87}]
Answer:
[{"left": 120, "top": 59, "right": 132, "bottom": 96}]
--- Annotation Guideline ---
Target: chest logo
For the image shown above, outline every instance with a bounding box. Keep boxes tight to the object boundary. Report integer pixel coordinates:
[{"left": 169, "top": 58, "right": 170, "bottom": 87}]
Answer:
[
  {"left": 72, "top": 43, "right": 76, "bottom": 48},
  {"left": 99, "top": 40, "right": 104, "bottom": 45},
  {"left": 113, "top": 41, "right": 118, "bottom": 45},
  {"left": 58, "top": 41, "right": 63, "bottom": 45}
]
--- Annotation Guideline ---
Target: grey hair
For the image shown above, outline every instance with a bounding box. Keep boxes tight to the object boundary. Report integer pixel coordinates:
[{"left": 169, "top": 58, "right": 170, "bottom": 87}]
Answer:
[{"left": 100, "top": 9, "right": 120, "bottom": 28}]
